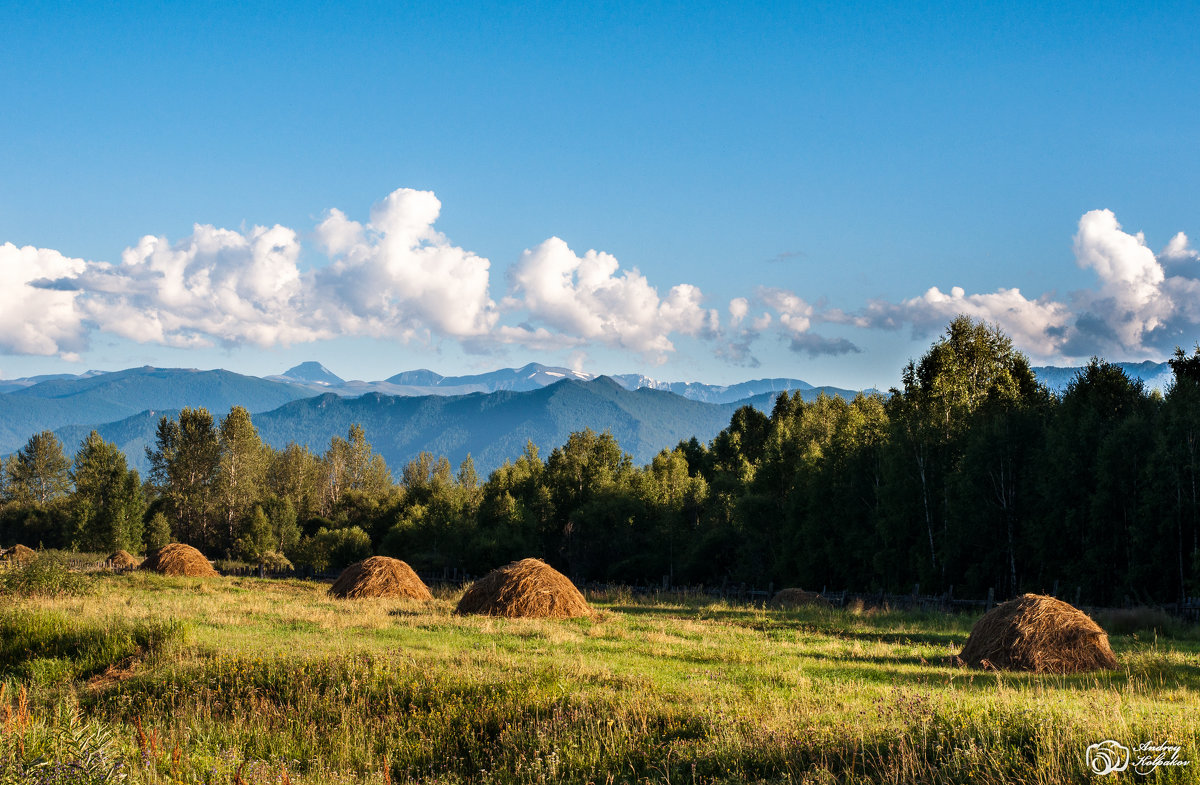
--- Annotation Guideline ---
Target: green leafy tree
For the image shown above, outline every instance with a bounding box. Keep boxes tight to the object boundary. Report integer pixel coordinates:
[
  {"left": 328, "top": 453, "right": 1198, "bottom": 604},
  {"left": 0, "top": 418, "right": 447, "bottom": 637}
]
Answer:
[
  {"left": 5, "top": 431, "right": 71, "bottom": 505},
  {"left": 641, "top": 447, "right": 707, "bottom": 583},
  {"left": 383, "top": 452, "right": 478, "bottom": 570},
  {"left": 216, "top": 406, "right": 269, "bottom": 553},
  {"left": 234, "top": 505, "right": 275, "bottom": 565},
  {"left": 261, "top": 496, "right": 302, "bottom": 558},
  {"left": 321, "top": 424, "right": 393, "bottom": 516},
  {"left": 471, "top": 442, "right": 551, "bottom": 572},
  {"left": 269, "top": 442, "right": 323, "bottom": 522},
  {"left": 1035, "top": 358, "right": 1155, "bottom": 604},
  {"left": 544, "top": 429, "right": 635, "bottom": 579},
  {"left": 295, "top": 525, "right": 372, "bottom": 572},
  {"left": 70, "top": 431, "right": 146, "bottom": 553},
  {"left": 147, "top": 408, "right": 220, "bottom": 549},
  {"left": 145, "top": 511, "right": 172, "bottom": 551},
  {"left": 883, "top": 315, "right": 1040, "bottom": 589},
  {"left": 1, "top": 431, "right": 72, "bottom": 547},
  {"left": 1153, "top": 346, "right": 1200, "bottom": 602}
]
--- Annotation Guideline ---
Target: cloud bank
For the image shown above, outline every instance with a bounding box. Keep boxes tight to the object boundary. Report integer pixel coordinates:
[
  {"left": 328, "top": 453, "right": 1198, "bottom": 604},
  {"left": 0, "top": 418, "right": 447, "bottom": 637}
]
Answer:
[
  {"left": 11, "top": 187, "right": 849, "bottom": 365},
  {"left": 827, "top": 209, "right": 1198, "bottom": 359},
  {"left": 6, "top": 191, "right": 1197, "bottom": 367}
]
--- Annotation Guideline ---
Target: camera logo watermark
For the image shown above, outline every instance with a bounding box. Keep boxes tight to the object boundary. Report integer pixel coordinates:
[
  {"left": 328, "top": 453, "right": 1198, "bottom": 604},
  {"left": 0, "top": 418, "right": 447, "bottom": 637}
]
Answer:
[
  {"left": 1087, "top": 741, "right": 1129, "bottom": 776},
  {"left": 1087, "top": 739, "right": 1190, "bottom": 776}
]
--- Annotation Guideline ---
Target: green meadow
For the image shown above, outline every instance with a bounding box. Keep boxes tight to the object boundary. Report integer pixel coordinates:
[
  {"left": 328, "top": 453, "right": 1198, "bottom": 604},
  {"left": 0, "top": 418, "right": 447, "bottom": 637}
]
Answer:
[{"left": 1, "top": 566, "right": 1197, "bottom": 784}]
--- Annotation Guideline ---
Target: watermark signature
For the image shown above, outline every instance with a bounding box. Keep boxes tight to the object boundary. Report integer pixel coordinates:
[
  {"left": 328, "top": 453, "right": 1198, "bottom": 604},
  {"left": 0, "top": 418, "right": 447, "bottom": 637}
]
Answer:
[{"left": 1087, "top": 739, "right": 1190, "bottom": 776}]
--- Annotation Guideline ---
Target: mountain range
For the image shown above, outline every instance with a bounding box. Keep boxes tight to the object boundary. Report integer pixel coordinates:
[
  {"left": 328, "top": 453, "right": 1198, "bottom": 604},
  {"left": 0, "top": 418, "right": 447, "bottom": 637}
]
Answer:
[
  {"left": 0, "top": 359, "right": 1177, "bottom": 477},
  {"left": 261, "top": 360, "right": 850, "bottom": 403},
  {"left": 1029, "top": 361, "right": 1175, "bottom": 394}
]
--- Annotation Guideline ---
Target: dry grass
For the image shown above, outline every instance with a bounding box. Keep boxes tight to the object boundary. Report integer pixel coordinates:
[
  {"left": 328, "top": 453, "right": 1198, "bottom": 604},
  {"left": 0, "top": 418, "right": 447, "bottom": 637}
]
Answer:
[
  {"left": 106, "top": 550, "right": 140, "bottom": 570},
  {"left": 455, "top": 558, "right": 593, "bottom": 619},
  {"left": 328, "top": 556, "right": 433, "bottom": 601},
  {"left": 139, "top": 543, "right": 219, "bottom": 577},
  {"left": 5, "top": 573, "right": 1197, "bottom": 784},
  {"left": 958, "top": 593, "right": 1119, "bottom": 673}
]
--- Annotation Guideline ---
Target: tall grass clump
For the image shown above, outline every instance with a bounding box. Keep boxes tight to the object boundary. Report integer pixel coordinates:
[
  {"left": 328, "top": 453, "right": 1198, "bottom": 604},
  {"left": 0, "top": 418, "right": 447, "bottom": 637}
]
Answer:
[
  {"left": 0, "top": 695, "right": 131, "bottom": 784},
  {"left": 0, "top": 554, "right": 91, "bottom": 598},
  {"left": 0, "top": 609, "right": 189, "bottom": 685}
]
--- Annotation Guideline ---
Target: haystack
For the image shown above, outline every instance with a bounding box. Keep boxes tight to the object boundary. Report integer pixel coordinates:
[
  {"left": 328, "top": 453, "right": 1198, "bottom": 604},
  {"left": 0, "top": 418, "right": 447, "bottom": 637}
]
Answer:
[
  {"left": 455, "top": 558, "right": 592, "bottom": 619},
  {"left": 1, "top": 545, "right": 37, "bottom": 565},
  {"left": 328, "top": 556, "right": 432, "bottom": 600},
  {"left": 139, "top": 543, "right": 218, "bottom": 577},
  {"left": 772, "top": 588, "right": 830, "bottom": 608},
  {"left": 958, "top": 593, "right": 1118, "bottom": 674},
  {"left": 106, "top": 550, "right": 139, "bottom": 570}
]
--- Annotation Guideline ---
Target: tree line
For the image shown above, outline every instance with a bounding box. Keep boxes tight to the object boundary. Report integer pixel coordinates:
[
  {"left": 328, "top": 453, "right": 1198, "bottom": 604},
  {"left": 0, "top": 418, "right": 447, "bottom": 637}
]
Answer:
[{"left": 2, "top": 315, "right": 1198, "bottom": 605}]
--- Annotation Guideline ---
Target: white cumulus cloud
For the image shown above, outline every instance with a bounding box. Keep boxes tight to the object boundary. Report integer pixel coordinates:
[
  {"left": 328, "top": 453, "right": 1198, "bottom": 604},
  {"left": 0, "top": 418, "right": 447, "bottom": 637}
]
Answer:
[
  {"left": 843, "top": 210, "right": 1200, "bottom": 361},
  {"left": 503, "top": 236, "right": 718, "bottom": 361},
  {"left": 0, "top": 242, "right": 88, "bottom": 358},
  {"left": 848, "top": 285, "right": 1070, "bottom": 357},
  {"left": 21, "top": 190, "right": 1194, "bottom": 371},
  {"left": 11, "top": 187, "right": 726, "bottom": 365},
  {"left": 313, "top": 188, "right": 498, "bottom": 340},
  {"left": 69, "top": 223, "right": 317, "bottom": 348}
]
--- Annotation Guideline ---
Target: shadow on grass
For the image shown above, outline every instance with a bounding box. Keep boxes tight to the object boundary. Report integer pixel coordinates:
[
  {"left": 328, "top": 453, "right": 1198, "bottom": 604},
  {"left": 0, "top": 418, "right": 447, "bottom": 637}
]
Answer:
[
  {"left": 830, "top": 628, "right": 965, "bottom": 648},
  {"left": 795, "top": 656, "right": 1176, "bottom": 692}
]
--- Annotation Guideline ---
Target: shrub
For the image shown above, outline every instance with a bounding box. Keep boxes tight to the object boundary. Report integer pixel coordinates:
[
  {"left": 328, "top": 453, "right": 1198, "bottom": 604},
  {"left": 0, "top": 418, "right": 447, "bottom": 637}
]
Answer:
[
  {"left": 293, "top": 526, "right": 373, "bottom": 572},
  {"left": 0, "top": 554, "right": 90, "bottom": 598}
]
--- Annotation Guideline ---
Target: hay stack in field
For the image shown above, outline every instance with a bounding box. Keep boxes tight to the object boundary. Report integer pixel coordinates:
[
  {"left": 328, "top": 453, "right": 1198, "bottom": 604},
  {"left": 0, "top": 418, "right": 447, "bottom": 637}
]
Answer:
[
  {"left": 328, "top": 556, "right": 433, "bottom": 600},
  {"left": 1, "top": 545, "right": 37, "bottom": 565},
  {"left": 772, "top": 588, "right": 831, "bottom": 608},
  {"left": 958, "top": 593, "right": 1118, "bottom": 674},
  {"left": 455, "top": 558, "right": 592, "bottom": 619},
  {"left": 139, "top": 543, "right": 218, "bottom": 577},
  {"left": 106, "top": 550, "right": 139, "bottom": 570}
]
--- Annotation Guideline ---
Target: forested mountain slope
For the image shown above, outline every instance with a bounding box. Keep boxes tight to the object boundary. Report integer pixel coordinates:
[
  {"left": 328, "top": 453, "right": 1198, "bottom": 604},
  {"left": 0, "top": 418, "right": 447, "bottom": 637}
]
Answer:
[{"left": 0, "top": 367, "right": 308, "bottom": 455}]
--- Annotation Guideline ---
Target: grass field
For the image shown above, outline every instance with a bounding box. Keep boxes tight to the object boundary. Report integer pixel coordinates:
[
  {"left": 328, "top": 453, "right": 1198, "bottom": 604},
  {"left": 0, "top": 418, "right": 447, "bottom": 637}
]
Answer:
[{"left": 1, "top": 566, "right": 1197, "bottom": 784}]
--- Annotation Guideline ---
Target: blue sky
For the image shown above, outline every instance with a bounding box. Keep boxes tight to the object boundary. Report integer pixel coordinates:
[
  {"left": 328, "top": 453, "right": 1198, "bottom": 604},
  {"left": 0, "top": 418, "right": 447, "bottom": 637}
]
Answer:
[{"left": 2, "top": 1, "right": 1198, "bottom": 389}]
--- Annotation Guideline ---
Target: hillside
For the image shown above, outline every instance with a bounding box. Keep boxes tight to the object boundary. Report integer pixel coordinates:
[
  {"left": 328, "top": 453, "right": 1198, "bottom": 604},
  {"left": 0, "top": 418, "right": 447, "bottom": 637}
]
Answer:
[
  {"left": 0, "top": 367, "right": 310, "bottom": 455},
  {"left": 249, "top": 376, "right": 745, "bottom": 475},
  {"left": 52, "top": 378, "right": 760, "bottom": 476}
]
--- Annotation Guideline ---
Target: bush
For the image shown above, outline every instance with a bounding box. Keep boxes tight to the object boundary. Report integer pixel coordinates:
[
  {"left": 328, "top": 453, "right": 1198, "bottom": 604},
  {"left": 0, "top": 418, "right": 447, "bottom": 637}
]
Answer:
[
  {"left": 293, "top": 526, "right": 372, "bottom": 572},
  {"left": 0, "top": 554, "right": 90, "bottom": 597}
]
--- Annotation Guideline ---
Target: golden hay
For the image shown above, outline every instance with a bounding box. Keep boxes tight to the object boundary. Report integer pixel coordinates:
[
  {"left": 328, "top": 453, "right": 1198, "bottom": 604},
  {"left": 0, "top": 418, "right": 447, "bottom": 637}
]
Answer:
[
  {"left": 106, "top": 550, "right": 140, "bottom": 570},
  {"left": 328, "top": 556, "right": 433, "bottom": 600},
  {"left": 958, "top": 593, "right": 1118, "bottom": 674},
  {"left": 1, "top": 545, "right": 37, "bottom": 565},
  {"left": 771, "top": 588, "right": 831, "bottom": 608},
  {"left": 139, "top": 543, "right": 218, "bottom": 577},
  {"left": 455, "top": 558, "right": 592, "bottom": 619}
]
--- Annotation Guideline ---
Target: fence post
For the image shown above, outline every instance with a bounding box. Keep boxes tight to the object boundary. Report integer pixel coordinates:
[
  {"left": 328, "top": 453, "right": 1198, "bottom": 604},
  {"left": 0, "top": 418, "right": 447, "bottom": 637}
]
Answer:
[
  {"left": 1075, "top": 586, "right": 1081, "bottom": 606},
  {"left": 986, "top": 587, "right": 995, "bottom": 611}
]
